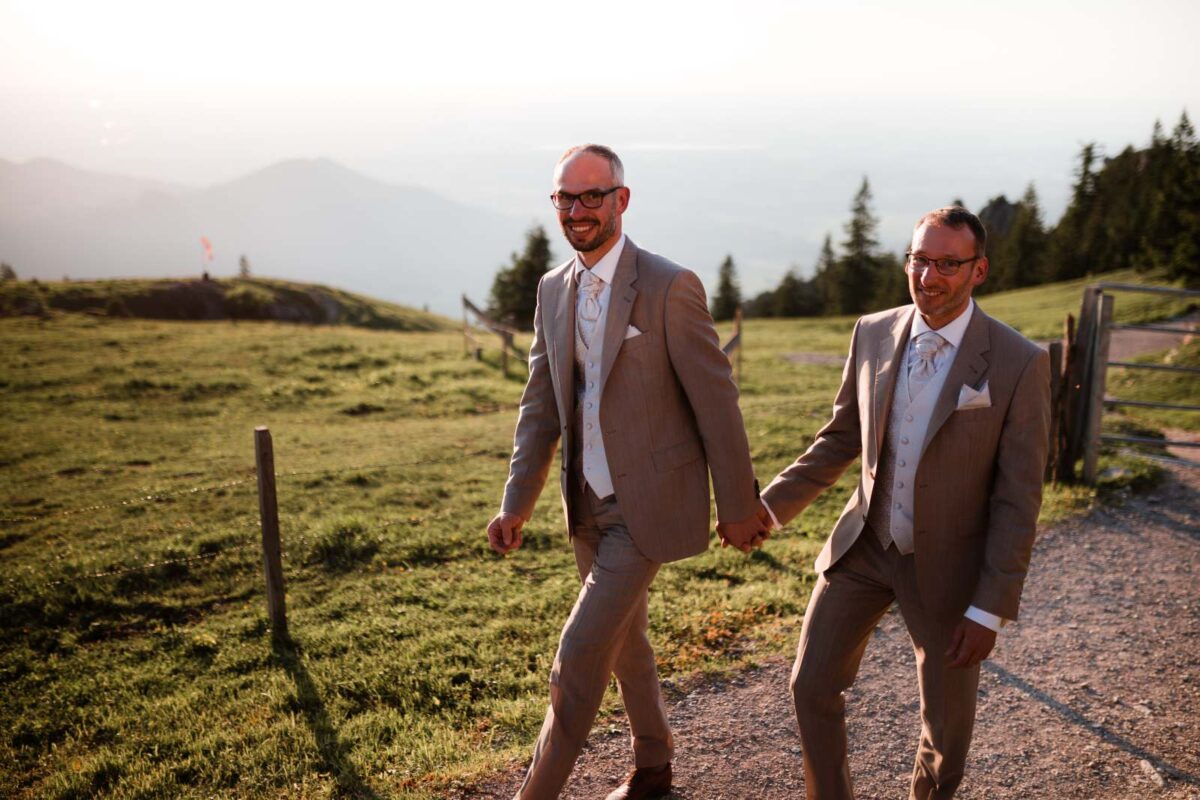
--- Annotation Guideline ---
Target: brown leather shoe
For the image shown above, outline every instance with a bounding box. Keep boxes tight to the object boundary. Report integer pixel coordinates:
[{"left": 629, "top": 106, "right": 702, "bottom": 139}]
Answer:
[{"left": 604, "top": 763, "right": 673, "bottom": 800}]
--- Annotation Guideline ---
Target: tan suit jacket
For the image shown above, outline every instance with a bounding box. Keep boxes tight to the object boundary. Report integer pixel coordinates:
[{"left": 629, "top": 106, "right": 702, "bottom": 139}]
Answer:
[
  {"left": 762, "top": 304, "right": 1051, "bottom": 621},
  {"left": 501, "top": 238, "right": 759, "bottom": 564}
]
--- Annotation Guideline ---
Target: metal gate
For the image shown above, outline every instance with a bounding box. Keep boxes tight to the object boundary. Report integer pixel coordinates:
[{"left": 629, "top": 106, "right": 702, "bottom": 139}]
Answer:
[{"left": 1069, "top": 283, "right": 1200, "bottom": 483}]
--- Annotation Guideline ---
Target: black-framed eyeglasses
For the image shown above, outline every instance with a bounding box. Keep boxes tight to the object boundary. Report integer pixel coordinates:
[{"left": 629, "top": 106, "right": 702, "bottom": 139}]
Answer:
[
  {"left": 550, "top": 186, "right": 623, "bottom": 210},
  {"left": 905, "top": 252, "right": 979, "bottom": 276}
]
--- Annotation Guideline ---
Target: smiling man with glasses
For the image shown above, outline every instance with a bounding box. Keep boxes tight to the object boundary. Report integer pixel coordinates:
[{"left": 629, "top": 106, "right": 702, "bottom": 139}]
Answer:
[
  {"left": 757, "top": 206, "right": 1052, "bottom": 799},
  {"left": 488, "top": 144, "right": 765, "bottom": 799}
]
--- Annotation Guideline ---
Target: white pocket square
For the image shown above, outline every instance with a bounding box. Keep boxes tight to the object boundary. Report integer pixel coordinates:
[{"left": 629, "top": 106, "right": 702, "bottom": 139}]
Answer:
[
  {"left": 624, "top": 324, "right": 643, "bottom": 340},
  {"left": 956, "top": 380, "right": 991, "bottom": 410}
]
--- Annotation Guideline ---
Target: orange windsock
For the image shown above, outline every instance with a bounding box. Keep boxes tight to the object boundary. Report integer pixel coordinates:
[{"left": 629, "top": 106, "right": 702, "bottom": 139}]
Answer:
[{"left": 200, "top": 236, "right": 213, "bottom": 262}]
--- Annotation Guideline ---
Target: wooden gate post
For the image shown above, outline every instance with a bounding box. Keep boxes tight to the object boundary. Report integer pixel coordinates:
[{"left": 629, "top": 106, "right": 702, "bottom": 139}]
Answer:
[
  {"left": 1062, "top": 287, "right": 1102, "bottom": 479},
  {"left": 254, "top": 426, "right": 288, "bottom": 639},
  {"left": 1045, "top": 340, "right": 1064, "bottom": 483},
  {"left": 1082, "top": 294, "right": 1115, "bottom": 485},
  {"left": 734, "top": 307, "right": 743, "bottom": 387}
]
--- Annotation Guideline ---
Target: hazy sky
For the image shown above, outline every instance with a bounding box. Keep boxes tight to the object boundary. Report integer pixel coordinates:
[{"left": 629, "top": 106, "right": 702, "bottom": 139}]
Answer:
[{"left": 3, "top": 0, "right": 1198, "bottom": 283}]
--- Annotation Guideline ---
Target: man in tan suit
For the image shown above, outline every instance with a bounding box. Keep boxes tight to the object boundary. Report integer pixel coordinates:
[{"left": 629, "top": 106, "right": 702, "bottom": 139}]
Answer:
[
  {"left": 759, "top": 207, "right": 1051, "bottom": 799},
  {"left": 487, "top": 144, "right": 766, "bottom": 800}
]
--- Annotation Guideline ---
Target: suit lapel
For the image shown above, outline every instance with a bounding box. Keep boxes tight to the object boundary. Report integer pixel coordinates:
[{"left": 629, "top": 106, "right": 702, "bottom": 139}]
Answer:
[
  {"left": 872, "top": 308, "right": 913, "bottom": 460},
  {"left": 599, "top": 240, "right": 639, "bottom": 392},
  {"left": 920, "top": 307, "right": 990, "bottom": 458},
  {"left": 551, "top": 260, "right": 577, "bottom": 426}
]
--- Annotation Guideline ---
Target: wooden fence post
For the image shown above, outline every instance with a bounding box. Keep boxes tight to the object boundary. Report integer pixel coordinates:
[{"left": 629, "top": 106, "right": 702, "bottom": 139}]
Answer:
[
  {"left": 1045, "top": 340, "right": 1064, "bottom": 483},
  {"left": 254, "top": 426, "right": 288, "bottom": 639},
  {"left": 462, "top": 295, "right": 470, "bottom": 357},
  {"left": 1082, "top": 293, "right": 1114, "bottom": 485}
]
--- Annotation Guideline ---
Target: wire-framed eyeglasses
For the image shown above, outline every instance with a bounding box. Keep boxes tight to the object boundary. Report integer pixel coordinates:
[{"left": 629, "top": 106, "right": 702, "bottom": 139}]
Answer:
[{"left": 905, "top": 252, "right": 979, "bottom": 276}]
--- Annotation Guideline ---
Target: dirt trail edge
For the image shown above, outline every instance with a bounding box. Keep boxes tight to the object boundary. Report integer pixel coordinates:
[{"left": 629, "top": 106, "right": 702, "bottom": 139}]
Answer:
[{"left": 467, "top": 461, "right": 1200, "bottom": 800}]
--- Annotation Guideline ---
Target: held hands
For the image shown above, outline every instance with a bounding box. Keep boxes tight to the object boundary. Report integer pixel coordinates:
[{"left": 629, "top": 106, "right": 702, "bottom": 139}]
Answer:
[
  {"left": 717, "top": 505, "right": 772, "bottom": 554},
  {"left": 945, "top": 617, "right": 998, "bottom": 669},
  {"left": 486, "top": 511, "right": 524, "bottom": 555}
]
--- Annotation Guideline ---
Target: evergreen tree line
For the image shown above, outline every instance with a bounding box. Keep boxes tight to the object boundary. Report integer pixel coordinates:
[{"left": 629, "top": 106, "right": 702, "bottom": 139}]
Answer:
[
  {"left": 489, "top": 113, "right": 1197, "bottom": 328},
  {"left": 742, "top": 111, "right": 1198, "bottom": 318}
]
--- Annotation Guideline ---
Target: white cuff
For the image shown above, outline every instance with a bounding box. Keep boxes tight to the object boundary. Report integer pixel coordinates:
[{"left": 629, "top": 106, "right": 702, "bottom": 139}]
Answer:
[
  {"left": 760, "top": 498, "right": 782, "bottom": 531},
  {"left": 964, "top": 605, "right": 1006, "bottom": 632}
]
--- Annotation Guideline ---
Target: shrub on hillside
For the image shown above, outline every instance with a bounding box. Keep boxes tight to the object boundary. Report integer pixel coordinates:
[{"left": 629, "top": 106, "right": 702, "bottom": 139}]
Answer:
[{"left": 224, "top": 283, "right": 275, "bottom": 319}]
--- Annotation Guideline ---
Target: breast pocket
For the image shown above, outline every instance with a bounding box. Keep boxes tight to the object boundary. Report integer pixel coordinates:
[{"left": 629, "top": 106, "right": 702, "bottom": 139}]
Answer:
[{"left": 619, "top": 331, "right": 655, "bottom": 355}]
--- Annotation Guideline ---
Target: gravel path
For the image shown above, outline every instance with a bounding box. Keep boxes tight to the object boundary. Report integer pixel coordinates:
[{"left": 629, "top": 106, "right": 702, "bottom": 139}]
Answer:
[
  {"left": 467, "top": 460, "right": 1200, "bottom": 799},
  {"left": 1105, "top": 312, "right": 1197, "bottom": 362}
]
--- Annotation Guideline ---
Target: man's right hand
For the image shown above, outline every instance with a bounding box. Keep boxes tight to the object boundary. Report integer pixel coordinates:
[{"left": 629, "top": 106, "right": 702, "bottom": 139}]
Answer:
[
  {"left": 487, "top": 511, "right": 525, "bottom": 555},
  {"left": 716, "top": 512, "right": 769, "bottom": 554}
]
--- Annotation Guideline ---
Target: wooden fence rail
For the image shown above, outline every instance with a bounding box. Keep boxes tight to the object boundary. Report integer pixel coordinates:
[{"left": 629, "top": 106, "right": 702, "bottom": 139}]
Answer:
[{"left": 462, "top": 296, "right": 527, "bottom": 378}]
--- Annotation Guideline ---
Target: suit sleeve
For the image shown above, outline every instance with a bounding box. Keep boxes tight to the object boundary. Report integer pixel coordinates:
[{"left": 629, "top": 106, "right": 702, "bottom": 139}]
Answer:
[
  {"left": 970, "top": 346, "right": 1051, "bottom": 620},
  {"left": 663, "top": 270, "right": 759, "bottom": 523},
  {"left": 500, "top": 277, "right": 561, "bottom": 521},
  {"left": 760, "top": 319, "right": 865, "bottom": 525}
]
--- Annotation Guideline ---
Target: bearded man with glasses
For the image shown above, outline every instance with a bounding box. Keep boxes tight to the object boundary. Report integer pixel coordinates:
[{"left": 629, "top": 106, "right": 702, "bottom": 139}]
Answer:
[
  {"left": 487, "top": 143, "right": 766, "bottom": 799},
  {"left": 756, "top": 206, "right": 1052, "bottom": 799}
]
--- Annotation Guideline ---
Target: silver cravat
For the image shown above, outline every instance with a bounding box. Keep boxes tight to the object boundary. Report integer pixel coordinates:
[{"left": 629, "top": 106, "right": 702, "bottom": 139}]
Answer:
[
  {"left": 908, "top": 332, "right": 947, "bottom": 401},
  {"left": 577, "top": 269, "right": 604, "bottom": 348}
]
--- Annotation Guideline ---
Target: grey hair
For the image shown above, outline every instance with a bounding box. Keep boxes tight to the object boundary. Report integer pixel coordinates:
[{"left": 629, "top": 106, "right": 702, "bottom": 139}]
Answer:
[{"left": 557, "top": 143, "right": 625, "bottom": 185}]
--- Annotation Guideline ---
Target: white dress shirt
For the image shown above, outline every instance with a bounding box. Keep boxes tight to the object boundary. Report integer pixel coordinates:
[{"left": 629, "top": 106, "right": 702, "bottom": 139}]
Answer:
[{"left": 571, "top": 235, "right": 626, "bottom": 499}]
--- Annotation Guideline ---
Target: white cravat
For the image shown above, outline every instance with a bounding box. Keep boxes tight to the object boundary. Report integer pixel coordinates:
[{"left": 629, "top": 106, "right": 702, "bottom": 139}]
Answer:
[
  {"left": 908, "top": 331, "right": 948, "bottom": 401},
  {"left": 577, "top": 269, "right": 604, "bottom": 348}
]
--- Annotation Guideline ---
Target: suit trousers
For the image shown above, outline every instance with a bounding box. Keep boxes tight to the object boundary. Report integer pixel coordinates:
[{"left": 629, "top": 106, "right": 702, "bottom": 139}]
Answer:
[
  {"left": 515, "top": 484, "right": 673, "bottom": 800},
  {"left": 790, "top": 526, "right": 980, "bottom": 800}
]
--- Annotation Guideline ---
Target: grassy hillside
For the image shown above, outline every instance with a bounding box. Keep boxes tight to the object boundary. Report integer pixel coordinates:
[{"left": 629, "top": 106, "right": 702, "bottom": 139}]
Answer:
[
  {"left": 0, "top": 276, "right": 453, "bottom": 332},
  {"left": 975, "top": 268, "right": 1195, "bottom": 340},
  {"left": 0, "top": 271, "right": 1189, "bottom": 798}
]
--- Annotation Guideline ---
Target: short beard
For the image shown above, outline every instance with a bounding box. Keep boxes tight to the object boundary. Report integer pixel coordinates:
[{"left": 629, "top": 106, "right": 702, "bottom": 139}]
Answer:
[{"left": 563, "top": 212, "right": 617, "bottom": 253}]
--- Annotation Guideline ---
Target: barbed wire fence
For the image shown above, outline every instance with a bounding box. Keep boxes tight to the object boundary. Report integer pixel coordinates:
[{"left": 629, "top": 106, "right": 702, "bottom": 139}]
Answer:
[{"left": 0, "top": 318, "right": 849, "bottom": 631}]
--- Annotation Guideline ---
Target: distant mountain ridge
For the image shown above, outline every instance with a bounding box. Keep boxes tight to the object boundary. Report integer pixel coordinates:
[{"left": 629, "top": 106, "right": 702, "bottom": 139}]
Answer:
[
  {"left": 0, "top": 275, "right": 453, "bottom": 331},
  {"left": 0, "top": 157, "right": 525, "bottom": 315}
]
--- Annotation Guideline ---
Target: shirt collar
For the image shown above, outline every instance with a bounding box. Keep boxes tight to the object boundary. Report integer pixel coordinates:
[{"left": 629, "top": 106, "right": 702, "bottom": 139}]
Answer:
[
  {"left": 573, "top": 234, "right": 625, "bottom": 286},
  {"left": 910, "top": 298, "right": 974, "bottom": 349}
]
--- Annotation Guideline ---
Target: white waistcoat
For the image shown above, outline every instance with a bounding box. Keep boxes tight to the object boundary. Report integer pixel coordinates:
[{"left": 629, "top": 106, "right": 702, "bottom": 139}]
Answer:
[{"left": 867, "top": 347, "right": 955, "bottom": 553}]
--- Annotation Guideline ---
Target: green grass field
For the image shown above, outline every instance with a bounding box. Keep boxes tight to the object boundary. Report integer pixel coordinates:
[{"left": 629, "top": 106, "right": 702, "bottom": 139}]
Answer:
[{"left": 0, "top": 271, "right": 1192, "bottom": 798}]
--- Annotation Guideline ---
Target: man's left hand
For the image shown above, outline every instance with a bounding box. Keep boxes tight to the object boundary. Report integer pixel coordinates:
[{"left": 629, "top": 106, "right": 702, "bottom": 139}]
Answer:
[
  {"left": 944, "top": 617, "right": 997, "bottom": 669},
  {"left": 716, "top": 513, "right": 769, "bottom": 554}
]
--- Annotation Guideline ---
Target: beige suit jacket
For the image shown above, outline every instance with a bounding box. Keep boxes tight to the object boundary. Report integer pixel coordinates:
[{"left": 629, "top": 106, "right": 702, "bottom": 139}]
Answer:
[
  {"left": 761, "top": 304, "right": 1051, "bottom": 621},
  {"left": 501, "top": 238, "right": 760, "bottom": 564}
]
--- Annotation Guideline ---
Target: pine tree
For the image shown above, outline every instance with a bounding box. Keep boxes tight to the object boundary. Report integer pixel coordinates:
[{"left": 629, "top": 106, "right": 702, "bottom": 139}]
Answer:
[
  {"left": 710, "top": 254, "right": 742, "bottom": 321},
  {"left": 812, "top": 234, "right": 838, "bottom": 313},
  {"left": 835, "top": 177, "right": 882, "bottom": 314},
  {"left": 238, "top": 255, "right": 252, "bottom": 278},
  {"left": 870, "top": 251, "right": 908, "bottom": 310},
  {"left": 998, "top": 184, "right": 1049, "bottom": 290},
  {"left": 488, "top": 225, "right": 554, "bottom": 330},
  {"left": 766, "top": 267, "right": 823, "bottom": 317},
  {"left": 1143, "top": 112, "right": 1200, "bottom": 283},
  {"left": 0, "top": 263, "right": 15, "bottom": 281}
]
